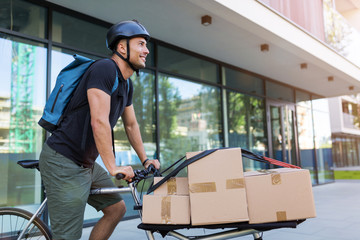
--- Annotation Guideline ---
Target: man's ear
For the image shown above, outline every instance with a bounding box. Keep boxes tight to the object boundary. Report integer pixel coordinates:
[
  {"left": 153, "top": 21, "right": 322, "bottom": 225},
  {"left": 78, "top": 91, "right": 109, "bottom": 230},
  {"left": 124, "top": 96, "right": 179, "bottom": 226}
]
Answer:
[{"left": 117, "top": 39, "right": 127, "bottom": 57}]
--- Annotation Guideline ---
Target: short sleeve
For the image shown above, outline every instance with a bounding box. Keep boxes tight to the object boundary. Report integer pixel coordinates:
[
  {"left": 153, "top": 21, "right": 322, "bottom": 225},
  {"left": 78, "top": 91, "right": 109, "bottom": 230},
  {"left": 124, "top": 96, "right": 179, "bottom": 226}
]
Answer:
[{"left": 85, "top": 59, "right": 116, "bottom": 95}]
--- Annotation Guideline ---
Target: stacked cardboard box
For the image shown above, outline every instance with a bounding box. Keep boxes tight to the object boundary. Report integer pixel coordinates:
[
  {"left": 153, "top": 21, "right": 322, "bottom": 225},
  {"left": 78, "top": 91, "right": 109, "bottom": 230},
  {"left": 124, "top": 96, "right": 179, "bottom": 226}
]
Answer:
[
  {"left": 142, "top": 177, "right": 190, "bottom": 224},
  {"left": 186, "top": 148, "right": 249, "bottom": 225},
  {"left": 142, "top": 147, "right": 316, "bottom": 226},
  {"left": 244, "top": 168, "right": 316, "bottom": 224}
]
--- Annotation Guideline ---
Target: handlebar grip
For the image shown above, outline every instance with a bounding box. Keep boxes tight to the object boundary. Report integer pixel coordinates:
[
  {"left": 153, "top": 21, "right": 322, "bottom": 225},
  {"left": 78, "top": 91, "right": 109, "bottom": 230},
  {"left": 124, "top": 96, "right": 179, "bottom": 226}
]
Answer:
[
  {"left": 147, "top": 164, "right": 161, "bottom": 177},
  {"left": 115, "top": 173, "right": 125, "bottom": 180},
  {"left": 147, "top": 164, "right": 156, "bottom": 172}
]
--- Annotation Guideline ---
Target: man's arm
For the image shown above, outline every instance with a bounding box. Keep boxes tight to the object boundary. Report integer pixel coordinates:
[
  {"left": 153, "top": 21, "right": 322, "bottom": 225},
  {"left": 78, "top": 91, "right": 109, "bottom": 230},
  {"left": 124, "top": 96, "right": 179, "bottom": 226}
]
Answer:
[
  {"left": 87, "top": 88, "right": 134, "bottom": 180},
  {"left": 121, "top": 105, "right": 160, "bottom": 169}
]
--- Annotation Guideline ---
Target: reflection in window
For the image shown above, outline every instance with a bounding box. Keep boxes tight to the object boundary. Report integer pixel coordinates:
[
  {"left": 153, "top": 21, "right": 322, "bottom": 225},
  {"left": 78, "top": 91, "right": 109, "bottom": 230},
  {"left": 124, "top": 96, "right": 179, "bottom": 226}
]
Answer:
[
  {"left": 52, "top": 11, "right": 109, "bottom": 55},
  {"left": 158, "top": 74, "right": 222, "bottom": 169},
  {"left": 113, "top": 69, "right": 156, "bottom": 167},
  {"left": 295, "top": 90, "right": 311, "bottom": 107},
  {"left": 296, "top": 102, "right": 317, "bottom": 184},
  {"left": 312, "top": 99, "right": 334, "bottom": 184},
  {"left": 224, "top": 67, "right": 264, "bottom": 95},
  {"left": 158, "top": 45, "right": 219, "bottom": 83},
  {"left": 227, "top": 91, "right": 267, "bottom": 170},
  {"left": 266, "top": 81, "right": 294, "bottom": 102},
  {"left": 0, "top": 35, "right": 46, "bottom": 209},
  {"left": 0, "top": 0, "right": 47, "bottom": 39},
  {"left": 341, "top": 99, "right": 360, "bottom": 130}
]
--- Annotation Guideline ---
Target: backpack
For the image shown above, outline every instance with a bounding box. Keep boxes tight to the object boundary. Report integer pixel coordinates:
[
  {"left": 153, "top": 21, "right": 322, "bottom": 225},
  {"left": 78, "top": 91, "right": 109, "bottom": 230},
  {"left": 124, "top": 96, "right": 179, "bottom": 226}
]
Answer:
[{"left": 38, "top": 54, "right": 125, "bottom": 133}]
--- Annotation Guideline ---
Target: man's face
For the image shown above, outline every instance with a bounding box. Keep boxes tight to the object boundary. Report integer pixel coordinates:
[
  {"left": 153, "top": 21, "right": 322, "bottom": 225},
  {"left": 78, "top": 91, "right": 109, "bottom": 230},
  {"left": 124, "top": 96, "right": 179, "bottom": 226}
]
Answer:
[{"left": 128, "top": 37, "right": 149, "bottom": 69}]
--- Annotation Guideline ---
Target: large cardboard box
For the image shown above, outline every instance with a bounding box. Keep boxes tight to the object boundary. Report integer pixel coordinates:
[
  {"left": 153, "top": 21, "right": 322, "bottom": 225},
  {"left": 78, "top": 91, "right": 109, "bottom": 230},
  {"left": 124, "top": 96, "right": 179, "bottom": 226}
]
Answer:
[
  {"left": 186, "top": 148, "right": 249, "bottom": 225},
  {"left": 153, "top": 177, "right": 189, "bottom": 196},
  {"left": 142, "top": 195, "right": 190, "bottom": 224},
  {"left": 244, "top": 168, "right": 316, "bottom": 224}
]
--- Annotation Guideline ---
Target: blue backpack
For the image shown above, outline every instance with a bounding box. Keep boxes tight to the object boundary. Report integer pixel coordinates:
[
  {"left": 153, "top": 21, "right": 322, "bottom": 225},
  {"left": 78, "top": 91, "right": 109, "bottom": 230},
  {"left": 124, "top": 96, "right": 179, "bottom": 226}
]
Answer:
[{"left": 38, "top": 54, "right": 121, "bottom": 133}]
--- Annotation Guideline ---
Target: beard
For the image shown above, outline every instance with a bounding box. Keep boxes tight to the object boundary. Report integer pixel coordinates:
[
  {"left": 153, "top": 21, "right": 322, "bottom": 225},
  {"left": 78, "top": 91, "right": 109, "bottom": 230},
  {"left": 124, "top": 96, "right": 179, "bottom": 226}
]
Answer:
[
  {"left": 131, "top": 61, "right": 146, "bottom": 69},
  {"left": 129, "top": 54, "right": 146, "bottom": 70}
]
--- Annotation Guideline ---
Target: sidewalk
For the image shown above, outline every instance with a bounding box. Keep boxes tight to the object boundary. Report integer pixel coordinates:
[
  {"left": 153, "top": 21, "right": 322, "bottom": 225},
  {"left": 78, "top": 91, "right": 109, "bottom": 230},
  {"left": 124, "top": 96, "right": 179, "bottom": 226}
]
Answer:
[{"left": 81, "top": 180, "right": 360, "bottom": 239}]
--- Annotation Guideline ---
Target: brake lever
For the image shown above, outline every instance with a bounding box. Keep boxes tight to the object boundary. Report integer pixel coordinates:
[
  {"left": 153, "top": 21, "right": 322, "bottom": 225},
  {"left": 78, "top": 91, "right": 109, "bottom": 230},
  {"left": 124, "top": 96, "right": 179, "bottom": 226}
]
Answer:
[{"left": 147, "top": 164, "right": 161, "bottom": 177}]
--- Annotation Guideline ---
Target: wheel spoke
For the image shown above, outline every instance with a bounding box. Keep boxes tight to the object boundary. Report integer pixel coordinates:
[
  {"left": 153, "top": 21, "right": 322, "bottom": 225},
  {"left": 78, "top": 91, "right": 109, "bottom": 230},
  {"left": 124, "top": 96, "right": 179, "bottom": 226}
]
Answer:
[{"left": 0, "top": 208, "right": 51, "bottom": 240}]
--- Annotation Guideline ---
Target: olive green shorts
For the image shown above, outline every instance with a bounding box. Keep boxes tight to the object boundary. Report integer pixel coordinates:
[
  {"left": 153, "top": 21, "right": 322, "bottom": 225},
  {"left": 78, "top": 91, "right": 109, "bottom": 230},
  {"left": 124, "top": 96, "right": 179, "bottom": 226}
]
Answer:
[{"left": 39, "top": 143, "right": 123, "bottom": 240}]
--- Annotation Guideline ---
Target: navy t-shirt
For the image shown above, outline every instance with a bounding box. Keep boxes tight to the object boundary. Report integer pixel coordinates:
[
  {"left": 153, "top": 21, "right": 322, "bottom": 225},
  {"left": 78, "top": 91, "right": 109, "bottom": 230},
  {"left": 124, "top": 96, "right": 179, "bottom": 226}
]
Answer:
[{"left": 46, "top": 59, "right": 133, "bottom": 168}]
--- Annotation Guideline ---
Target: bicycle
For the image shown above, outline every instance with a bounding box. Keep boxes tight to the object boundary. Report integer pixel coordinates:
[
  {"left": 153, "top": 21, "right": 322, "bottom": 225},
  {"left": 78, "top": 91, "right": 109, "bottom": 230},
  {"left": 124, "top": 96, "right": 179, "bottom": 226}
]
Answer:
[{"left": 0, "top": 153, "right": 305, "bottom": 240}]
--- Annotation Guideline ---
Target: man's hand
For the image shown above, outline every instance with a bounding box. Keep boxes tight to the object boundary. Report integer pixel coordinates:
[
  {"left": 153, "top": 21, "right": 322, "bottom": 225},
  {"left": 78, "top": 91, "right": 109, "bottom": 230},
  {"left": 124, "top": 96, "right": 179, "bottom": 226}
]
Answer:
[
  {"left": 143, "top": 159, "right": 160, "bottom": 170},
  {"left": 113, "top": 166, "right": 135, "bottom": 181}
]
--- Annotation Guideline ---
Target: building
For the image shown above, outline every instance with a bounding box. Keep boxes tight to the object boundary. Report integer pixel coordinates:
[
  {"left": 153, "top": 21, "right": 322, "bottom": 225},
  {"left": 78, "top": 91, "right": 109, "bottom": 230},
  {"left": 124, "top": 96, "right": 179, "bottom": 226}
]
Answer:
[{"left": 1, "top": 0, "right": 360, "bottom": 224}]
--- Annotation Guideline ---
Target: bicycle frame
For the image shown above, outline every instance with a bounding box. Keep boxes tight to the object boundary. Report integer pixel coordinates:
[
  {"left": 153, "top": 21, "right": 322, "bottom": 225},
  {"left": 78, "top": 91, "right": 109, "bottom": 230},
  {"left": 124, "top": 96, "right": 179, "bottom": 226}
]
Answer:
[
  {"left": 90, "top": 183, "right": 156, "bottom": 240},
  {"left": 16, "top": 199, "right": 48, "bottom": 240},
  {"left": 92, "top": 183, "right": 263, "bottom": 240}
]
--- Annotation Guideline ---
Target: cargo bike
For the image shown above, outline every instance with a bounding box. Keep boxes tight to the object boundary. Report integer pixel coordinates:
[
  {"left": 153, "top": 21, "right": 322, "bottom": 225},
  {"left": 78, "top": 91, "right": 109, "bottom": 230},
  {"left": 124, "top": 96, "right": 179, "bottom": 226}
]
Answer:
[{"left": 0, "top": 149, "right": 305, "bottom": 240}]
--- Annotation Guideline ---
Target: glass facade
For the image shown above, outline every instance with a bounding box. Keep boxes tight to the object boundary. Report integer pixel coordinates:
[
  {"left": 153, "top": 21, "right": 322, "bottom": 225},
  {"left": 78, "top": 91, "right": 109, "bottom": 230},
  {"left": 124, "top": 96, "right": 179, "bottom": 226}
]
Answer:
[
  {"left": 266, "top": 81, "right": 294, "bottom": 102},
  {"left": 0, "top": 33, "right": 46, "bottom": 211},
  {"left": 224, "top": 67, "right": 264, "bottom": 96},
  {"left": 296, "top": 91, "right": 317, "bottom": 184},
  {"left": 158, "top": 45, "right": 219, "bottom": 83},
  {"left": 52, "top": 11, "right": 109, "bottom": 55},
  {"left": 226, "top": 91, "right": 267, "bottom": 170},
  {"left": 0, "top": 0, "right": 47, "bottom": 39},
  {"left": 0, "top": 0, "right": 336, "bottom": 227},
  {"left": 332, "top": 135, "right": 360, "bottom": 168},
  {"left": 158, "top": 74, "right": 222, "bottom": 170},
  {"left": 312, "top": 99, "right": 334, "bottom": 184}
]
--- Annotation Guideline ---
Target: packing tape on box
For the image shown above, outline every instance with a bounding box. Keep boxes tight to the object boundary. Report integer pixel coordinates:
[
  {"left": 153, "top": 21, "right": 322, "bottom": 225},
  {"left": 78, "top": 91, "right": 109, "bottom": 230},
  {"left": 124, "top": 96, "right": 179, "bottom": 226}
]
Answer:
[
  {"left": 257, "top": 170, "right": 282, "bottom": 185},
  {"left": 167, "top": 178, "right": 177, "bottom": 195},
  {"left": 226, "top": 178, "right": 245, "bottom": 189},
  {"left": 271, "top": 173, "right": 281, "bottom": 185},
  {"left": 276, "top": 211, "right": 287, "bottom": 221},
  {"left": 161, "top": 196, "right": 171, "bottom": 224},
  {"left": 257, "top": 169, "right": 276, "bottom": 174},
  {"left": 189, "top": 182, "right": 216, "bottom": 193}
]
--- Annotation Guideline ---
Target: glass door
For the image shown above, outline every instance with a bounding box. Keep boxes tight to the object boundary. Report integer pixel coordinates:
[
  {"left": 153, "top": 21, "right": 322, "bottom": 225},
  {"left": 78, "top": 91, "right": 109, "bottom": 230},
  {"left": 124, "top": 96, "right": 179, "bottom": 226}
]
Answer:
[{"left": 267, "top": 101, "right": 298, "bottom": 166}]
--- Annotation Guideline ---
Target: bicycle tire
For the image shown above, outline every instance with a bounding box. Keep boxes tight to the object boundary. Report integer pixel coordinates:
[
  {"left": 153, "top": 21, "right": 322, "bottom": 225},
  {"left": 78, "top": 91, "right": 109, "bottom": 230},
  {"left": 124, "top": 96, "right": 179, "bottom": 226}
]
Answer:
[{"left": 0, "top": 207, "right": 52, "bottom": 240}]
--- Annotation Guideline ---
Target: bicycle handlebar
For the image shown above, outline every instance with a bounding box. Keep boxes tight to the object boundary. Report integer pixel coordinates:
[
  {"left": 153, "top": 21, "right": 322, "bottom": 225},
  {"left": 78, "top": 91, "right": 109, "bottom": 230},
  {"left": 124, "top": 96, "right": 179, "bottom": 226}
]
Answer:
[{"left": 115, "top": 164, "right": 160, "bottom": 182}]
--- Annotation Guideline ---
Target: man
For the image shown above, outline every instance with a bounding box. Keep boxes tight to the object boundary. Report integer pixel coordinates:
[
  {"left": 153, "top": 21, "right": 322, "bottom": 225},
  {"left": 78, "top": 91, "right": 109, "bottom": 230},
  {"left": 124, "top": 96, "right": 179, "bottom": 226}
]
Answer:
[{"left": 39, "top": 20, "right": 160, "bottom": 240}]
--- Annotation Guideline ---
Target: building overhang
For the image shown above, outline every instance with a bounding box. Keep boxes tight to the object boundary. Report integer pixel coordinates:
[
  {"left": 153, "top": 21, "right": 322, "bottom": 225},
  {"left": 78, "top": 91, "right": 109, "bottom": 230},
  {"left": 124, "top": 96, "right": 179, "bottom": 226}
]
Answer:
[{"left": 47, "top": 0, "right": 360, "bottom": 98}]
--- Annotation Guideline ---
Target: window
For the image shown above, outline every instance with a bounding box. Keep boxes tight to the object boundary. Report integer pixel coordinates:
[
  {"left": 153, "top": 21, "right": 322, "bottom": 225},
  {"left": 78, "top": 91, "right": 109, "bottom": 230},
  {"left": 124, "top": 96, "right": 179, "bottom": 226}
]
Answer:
[
  {"left": 224, "top": 67, "right": 264, "bottom": 95},
  {"left": 158, "top": 74, "right": 222, "bottom": 170},
  {"left": 227, "top": 91, "right": 267, "bottom": 170},
  {"left": 0, "top": 0, "right": 47, "bottom": 39},
  {"left": 0, "top": 34, "right": 46, "bottom": 209},
  {"left": 296, "top": 99, "right": 316, "bottom": 184},
  {"left": 266, "top": 81, "right": 294, "bottom": 102},
  {"left": 158, "top": 45, "right": 219, "bottom": 83},
  {"left": 52, "top": 11, "right": 109, "bottom": 55},
  {"left": 312, "top": 99, "right": 334, "bottom": 184},
  {"left": 112, "top": 69, "right": 157, "bottom": 167}
]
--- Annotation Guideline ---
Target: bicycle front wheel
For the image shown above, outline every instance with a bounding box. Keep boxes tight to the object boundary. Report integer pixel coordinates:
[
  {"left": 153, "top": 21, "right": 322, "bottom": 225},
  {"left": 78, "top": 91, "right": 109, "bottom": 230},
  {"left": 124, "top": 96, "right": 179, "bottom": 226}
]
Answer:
[{"left": 0, "top": 207, "right": 52, "bottom": 240}]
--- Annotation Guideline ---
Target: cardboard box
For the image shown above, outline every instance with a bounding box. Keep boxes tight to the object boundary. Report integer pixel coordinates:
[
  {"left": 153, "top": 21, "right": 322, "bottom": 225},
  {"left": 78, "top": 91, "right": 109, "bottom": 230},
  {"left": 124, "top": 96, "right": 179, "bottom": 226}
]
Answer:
[
  {"left": 244, "top": 168, "right": 316, "bottom": 224},
  {"left": 153, "top": 177, "right": 189, "bottom": 196},
  {"left": 186, "top": 148, "right": 249, "bottom": 225},
  {"left": 142, "top": 195, "right": 190, "bottom": 224}
]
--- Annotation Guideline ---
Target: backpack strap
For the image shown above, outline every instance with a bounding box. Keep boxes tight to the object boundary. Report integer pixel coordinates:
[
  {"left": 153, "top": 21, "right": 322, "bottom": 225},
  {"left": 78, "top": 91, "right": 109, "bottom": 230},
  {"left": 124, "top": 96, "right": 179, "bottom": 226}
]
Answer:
[
  {"left": 111, "top": 66, "right": 119, "bottom": 94},
  {"left": 109, "top": 60, "right": 130, "bottom": 95}
]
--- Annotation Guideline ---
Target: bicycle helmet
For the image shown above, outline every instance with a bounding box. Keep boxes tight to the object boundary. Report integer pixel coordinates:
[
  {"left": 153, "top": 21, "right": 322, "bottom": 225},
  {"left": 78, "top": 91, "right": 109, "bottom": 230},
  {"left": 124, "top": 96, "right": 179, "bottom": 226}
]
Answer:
[
  {"left": 106, "top": 20, "right": 150, "bottom": 50},
  {"left": 106, "top": 20, "right": 150, "bottom": 75}
]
